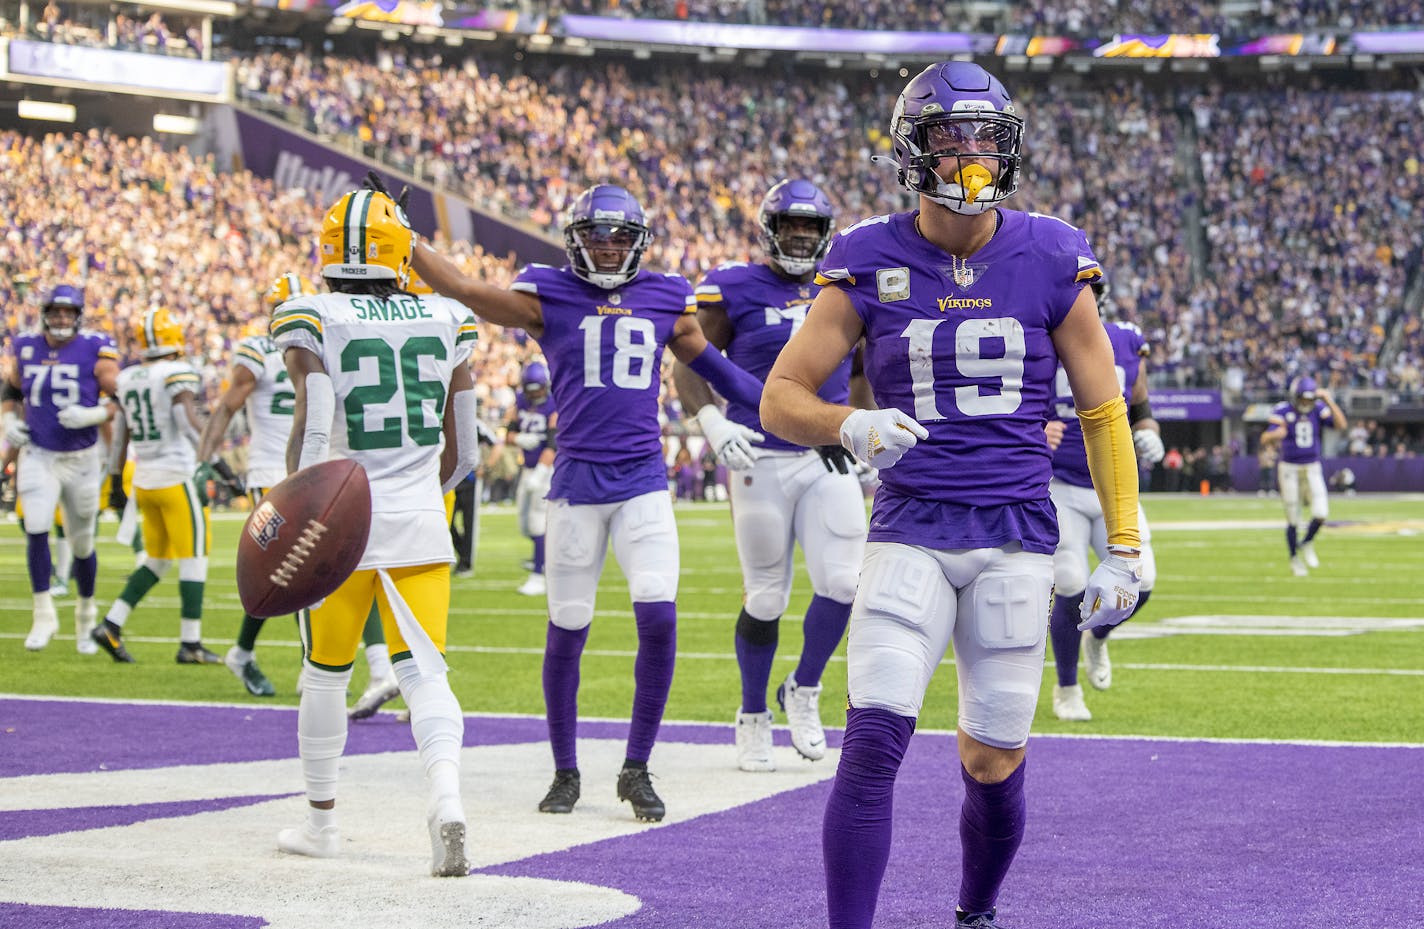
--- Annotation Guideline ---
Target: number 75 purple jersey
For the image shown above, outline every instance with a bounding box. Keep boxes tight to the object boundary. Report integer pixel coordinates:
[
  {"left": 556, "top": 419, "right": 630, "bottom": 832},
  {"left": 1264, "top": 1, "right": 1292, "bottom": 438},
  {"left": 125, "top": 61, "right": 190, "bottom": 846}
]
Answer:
[{"left": 815, "top": 209, "right": 1099, "bottom": 550}]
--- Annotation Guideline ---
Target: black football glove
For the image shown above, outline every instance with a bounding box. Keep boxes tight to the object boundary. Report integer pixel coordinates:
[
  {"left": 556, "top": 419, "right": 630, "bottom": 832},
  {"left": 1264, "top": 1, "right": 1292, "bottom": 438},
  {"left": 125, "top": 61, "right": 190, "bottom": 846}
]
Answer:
[
  {"left": 211, "top": 459, "right": 246, "bottom": 497},
  {"left": 107, "top": 478, "right": 128, "bottom": 514},
  {"left": 815, "top": 444, "right": 855, "bottom": 475}
]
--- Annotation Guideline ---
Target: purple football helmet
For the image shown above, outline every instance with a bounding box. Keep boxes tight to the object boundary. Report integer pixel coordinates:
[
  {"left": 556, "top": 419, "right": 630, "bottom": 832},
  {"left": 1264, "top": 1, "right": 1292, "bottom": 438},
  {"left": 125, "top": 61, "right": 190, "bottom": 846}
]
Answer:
[
  {"left": 564, "top": 185, "right": 652, "bottom": 290},
  {"left": 758, "top": 179, "right": 834, "bottom": 277},
  {"left": 1290, "top": 375, "right": 1318, "bottom": 412},
  {"left": 522, "top": 360, "right": 550, "bottom": 401},
  {"left": 889, "top": 62, "right": 1023, "bottom": 215},
  {"left": 42, "top": 284, "right": 84, "bottom": 340}
]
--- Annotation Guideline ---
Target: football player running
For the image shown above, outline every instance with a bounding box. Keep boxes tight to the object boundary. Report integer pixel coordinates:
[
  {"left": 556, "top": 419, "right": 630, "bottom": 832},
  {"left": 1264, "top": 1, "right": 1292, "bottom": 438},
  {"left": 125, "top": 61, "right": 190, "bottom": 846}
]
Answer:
[
  {"left": 507, "top": 360, "right": 556, "bottom": 597},
  {"left": 1044, "top": 277, "right": 1163, "bottom": 721},
  {"left": 672, "top": 179, "right": 868, "bottom": 773},
  {"left": 1261, "top": 375, "right": 1346, "bottom": 576},
  {"left": 195, "top": 273, "right": 314, "bottom": 697},
  {"left": 760, "top": 63, "right": 1142, "bottom": 929},
  {"left": 271, "top": 186, "right": 481, "bottom": 876},
  {"left": 92, "top": 308, "right": 220, "bottom": 665},
  {"left": 411, "top": 182, "right": 765, "bottom": 823},
  {"left": 3, "top": 284, "right": 119, "bottom": 653}
]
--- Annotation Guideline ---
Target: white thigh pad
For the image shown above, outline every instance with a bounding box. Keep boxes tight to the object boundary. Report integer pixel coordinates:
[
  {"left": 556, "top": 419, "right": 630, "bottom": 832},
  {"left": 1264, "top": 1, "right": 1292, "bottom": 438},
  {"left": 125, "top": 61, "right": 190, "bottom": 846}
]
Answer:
[
  {"left": 798, "top": 467, "right": 867, "bottom": 604},
  {"left": 611, "top": 491, "right": 679, "bottom": 603},
  {"left": 17, "top": 448, "right": 60, "bottom": 534},
  {"left": 545, "top": 500, "right": 611, "bottom": 631},
  {"left": 1305, "top": 462, "right": 1329, "bottom": 520},
  {"left": 845, "top": 543, "right": 953, "bottom": 719}
]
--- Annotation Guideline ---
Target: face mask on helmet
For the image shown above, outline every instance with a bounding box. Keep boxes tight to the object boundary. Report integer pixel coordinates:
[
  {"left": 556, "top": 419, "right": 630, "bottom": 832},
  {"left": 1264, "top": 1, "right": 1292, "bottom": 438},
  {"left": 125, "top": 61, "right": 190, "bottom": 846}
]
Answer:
[
  {"left": 564, "top": 185, "right": 651, "bottom": 290},
  {"left": 759, "top": 179, "right": 834, "bottom": 277},
  {"left": 41, "top": 285, "right": 84, "bottom": 341},
  {"left": 1291, "top": 377, "right": 1318, "bottom": 412},
  {"left": 890, "top": 62, "right": 1024, "bottom": 215}
]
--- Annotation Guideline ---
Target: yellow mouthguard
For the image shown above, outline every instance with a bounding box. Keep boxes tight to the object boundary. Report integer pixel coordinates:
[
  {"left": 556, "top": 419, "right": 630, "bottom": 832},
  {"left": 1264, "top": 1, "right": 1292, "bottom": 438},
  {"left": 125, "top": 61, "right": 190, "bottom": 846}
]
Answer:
[{"left": 954, "top": 164, "right": 993, "bottom": 203}]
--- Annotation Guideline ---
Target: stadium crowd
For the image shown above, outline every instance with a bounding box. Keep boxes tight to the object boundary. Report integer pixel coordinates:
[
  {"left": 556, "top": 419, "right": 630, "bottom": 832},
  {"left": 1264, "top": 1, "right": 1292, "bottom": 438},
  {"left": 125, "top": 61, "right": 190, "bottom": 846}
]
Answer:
[
  {"left": 235, "top": 48, "right": 1424, "bottom": 401},
  {"left": 0, "top": 0, "right": 209, "bottom": 57}
]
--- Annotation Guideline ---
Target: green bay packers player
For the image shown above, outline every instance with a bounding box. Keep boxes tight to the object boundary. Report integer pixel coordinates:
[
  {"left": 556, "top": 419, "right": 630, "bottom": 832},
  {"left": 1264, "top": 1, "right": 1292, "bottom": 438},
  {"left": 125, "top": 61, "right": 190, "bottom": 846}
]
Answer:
[
  {"left": 92, "top": 308, "right": 220, "bottom": 665},
  {"left": 271, "top": 188, "right": 481, "bottom": 877},
  {"left": 196, "top": 273, "right": 315, "bottom": 697}
]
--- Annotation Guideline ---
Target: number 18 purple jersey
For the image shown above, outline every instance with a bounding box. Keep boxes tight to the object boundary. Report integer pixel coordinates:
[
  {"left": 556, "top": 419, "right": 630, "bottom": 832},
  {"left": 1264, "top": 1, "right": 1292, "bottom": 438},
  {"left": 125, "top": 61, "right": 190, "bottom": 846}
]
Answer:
[
  {"left": 816, "top": 209, "right": 1099, "bottom": 553},
  {"left": 512, "top": 263, "right": 695, "bottom": 503}
]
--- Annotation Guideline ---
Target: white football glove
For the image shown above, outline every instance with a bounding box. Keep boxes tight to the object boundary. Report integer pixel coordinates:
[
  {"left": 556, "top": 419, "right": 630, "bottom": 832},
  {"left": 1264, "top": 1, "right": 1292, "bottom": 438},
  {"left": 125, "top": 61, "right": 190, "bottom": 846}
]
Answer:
[
  {"left": 2, "top": 412, "right": 29, "bottom": 448},
  {"left": 1132, "top": 428, "right": 1166, "bottom": 466},
  {"left": 1078, "top": 552, "right": 1142, "bottom": 631},
  {"left": 513, "top": 432, "right": 544, "bottom": 451},
  {"left": 697, "top": 404, "right": 763, "bottom": 472},
  {"left": 57, "top": 405, "right": 110, "bottom": 429},
  {"left": 522, "top": 461, "right": 553, "bottom": 497},
  {"left": 839, "top": 408, "right": 929, "bottom": 470}
]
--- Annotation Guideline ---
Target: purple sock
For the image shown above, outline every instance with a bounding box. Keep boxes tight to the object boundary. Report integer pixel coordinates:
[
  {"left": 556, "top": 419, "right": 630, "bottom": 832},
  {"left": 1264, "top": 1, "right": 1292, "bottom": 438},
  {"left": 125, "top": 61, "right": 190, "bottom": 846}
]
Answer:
[
  {"left": 26, "top": 532, "right": 51, "bottom": 594},
  {"left": 735, "top": 608, "right": 778, "bottom": 714},
  {"left": 533, "top": 535, "right": 545, "bottom": 574},
  {"left": 958, "top": 761, "right": 1027, "bottom": 916},
  {"left": 1286, "top": 524, "right": 1299, "bottom": 556},
  {"left": 1049, "top": 592, "right": 1084, "bottom": 686},
  {"left": 627, "top": 601, "right": 676, "bottom": 764},
  {"left": 1303, "top": 517, "right": 1324, "bottom": 544},
  {"left": 542, "top": 623, "right": 589, "bottom": 771},
  {"left": 72, "top": 552, "right": 98, "bottom": 598},
  {"left": 795, "top": 594, "right": 851, "bottom": 688},
  {"left": 823, "top": 706, "right": 916, "bottom": 929}
]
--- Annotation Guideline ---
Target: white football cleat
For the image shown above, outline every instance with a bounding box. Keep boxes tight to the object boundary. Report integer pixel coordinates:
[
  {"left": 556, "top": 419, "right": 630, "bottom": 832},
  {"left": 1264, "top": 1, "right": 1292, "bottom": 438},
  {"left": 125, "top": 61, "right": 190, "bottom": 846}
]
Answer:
[
  {"left": 25, "top": 605, "right": 59, "bottom": 651},
  {"left": 427, "top": 799, "right": 469, "bottom": 877},
  {"left": 1052, "top": 684, "right": 1092, "bottom": 721},
  {"left": 49, "top": 581, "right": 69, "bottom": 598},
  {"left": 1300, "top": 542, "right": 1320, "bottom": 569},
  {"left": 1081, "top": 631, "right": 1111, "bottom": 691},
  {"left": 75, "top": 600, "right": 98, "bottom": 655},
  {"left": 277, "top": 822, "right": 340, "bottom": 859},
  {"left": 1290, "top": 556, "right": 1308, "bottom": 577},
  {"left": 348, "top": 673, "right": 400, "bottom": 720},
  {"left": 516, "top": 573, "right": 546, "bottom": 597},
  {"left": 734, "top": 709, "right": 775, "bottom": 772},
  {"left": 777, "top": 672, "right": 826, "bottom": 761}
]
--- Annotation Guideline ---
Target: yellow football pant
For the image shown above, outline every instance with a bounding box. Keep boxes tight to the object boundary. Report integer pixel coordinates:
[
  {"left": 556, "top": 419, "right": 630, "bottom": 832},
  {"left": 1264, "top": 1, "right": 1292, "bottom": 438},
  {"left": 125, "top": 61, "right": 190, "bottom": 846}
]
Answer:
[
  {"left": 135, "top": 482, "right": 210, "bottom": 559},
  {"left": 303, "top": 563, "right": 451, "bottom": 671}
]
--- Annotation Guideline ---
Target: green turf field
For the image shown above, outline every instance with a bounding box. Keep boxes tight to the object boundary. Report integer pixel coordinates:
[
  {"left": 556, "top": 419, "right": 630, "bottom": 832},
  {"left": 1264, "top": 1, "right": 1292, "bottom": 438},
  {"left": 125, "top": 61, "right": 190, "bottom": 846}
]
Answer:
[{"left": 3, "top": 492, "right": 1421, "bottom": 744}]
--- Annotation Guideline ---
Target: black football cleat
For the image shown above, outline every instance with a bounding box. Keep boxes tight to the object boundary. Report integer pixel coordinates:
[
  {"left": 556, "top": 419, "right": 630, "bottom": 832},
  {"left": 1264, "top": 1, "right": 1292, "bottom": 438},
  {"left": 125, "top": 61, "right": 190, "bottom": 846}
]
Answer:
[
  {"left": 538, "top": 769, "right": 581, "bottom": 814},
  {"left": 91, "top": 622, "right": 135, "bottom": 663},
  {"left": 175, "top": 642, "right": 223, "bottom": 665},
  {"left": 957, "top": 908, "right": 1007, "bottom": 928},
  {"left": 616, "top": 765, "right": 665, "bottom": 822}
]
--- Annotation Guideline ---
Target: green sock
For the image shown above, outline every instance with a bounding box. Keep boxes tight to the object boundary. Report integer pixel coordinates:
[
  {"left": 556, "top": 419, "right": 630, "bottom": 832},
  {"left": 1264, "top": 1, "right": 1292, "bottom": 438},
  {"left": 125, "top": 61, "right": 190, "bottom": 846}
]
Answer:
[
  {"left": 118, "top": 566, "right": 162, "bottom": 608},
  {"left": 179, "top": 580, "right": 204, "bottom": 619},
  {"left": 236, "top": 614, "right": 265, "bottom": 652}
]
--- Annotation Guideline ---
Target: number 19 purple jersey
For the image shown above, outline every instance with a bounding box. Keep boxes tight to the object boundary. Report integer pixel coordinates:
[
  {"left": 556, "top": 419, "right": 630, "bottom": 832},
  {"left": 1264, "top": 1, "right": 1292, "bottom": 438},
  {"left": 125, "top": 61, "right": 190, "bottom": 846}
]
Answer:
[
  {"left": 696, "top": 261, "right": 851, "bottom": 452},
  {"left": 816, "top": 209, "right": 1099, "bottom": 553},
  {"left": 512, "top": 264, "right": 695, "bottom": 501}
]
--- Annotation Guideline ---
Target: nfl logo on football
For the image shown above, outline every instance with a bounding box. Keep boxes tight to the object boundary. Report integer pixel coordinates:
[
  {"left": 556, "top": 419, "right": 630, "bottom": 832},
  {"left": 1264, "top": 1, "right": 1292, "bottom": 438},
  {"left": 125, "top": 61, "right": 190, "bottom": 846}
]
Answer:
[{"left": 247, "top": 501, "right": 287, "bottom": 551}]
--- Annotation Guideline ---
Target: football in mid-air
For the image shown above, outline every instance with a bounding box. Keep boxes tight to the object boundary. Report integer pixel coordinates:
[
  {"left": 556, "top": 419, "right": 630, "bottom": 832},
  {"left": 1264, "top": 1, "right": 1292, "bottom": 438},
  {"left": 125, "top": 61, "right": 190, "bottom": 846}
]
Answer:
[{"left": 236, "top": 459, "right": 372, "bottom": 618}]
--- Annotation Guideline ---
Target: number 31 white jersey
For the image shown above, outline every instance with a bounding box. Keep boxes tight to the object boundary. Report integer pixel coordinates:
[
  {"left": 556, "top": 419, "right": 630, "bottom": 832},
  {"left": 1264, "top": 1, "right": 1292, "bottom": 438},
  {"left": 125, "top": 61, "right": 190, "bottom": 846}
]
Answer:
[
  {"left": 116, "top": 358, "right": 202, "bottom": 490},
  {"left": 271, "top": 291, "right": 478, "bottom": 570}
]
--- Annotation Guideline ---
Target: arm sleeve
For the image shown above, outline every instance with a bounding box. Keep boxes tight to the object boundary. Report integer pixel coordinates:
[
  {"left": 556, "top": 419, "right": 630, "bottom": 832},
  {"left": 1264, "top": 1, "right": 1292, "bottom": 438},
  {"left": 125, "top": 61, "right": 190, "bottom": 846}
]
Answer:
[
  {"left": 442, "top": 389, "right": 481, "bottom": 494},
  {"left": 297, "top": 372, "right": 335, "bottom": 471},
  {"left": 686, "top": 342, "right": 763, "bottom": 411},
  {"left": 1078, "top": 395, "right": 1141, "bottom": 551}
]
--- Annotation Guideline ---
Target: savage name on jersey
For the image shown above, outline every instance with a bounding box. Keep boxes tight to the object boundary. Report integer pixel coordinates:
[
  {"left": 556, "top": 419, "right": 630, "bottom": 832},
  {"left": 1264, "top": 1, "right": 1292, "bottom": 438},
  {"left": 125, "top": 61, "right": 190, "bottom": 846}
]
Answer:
[
  {"left": 270, "top": 291, "right": 478, "bottom": 569},
  {"left": 697, "top": 262, "right": 851, "bottom": 452},
  {"left": 1051, "top": 321, "right": 1148, "bottom": 488},
  {"left": 815, "top": 209, "right": 1100, "bottom": 553},
  {"left": 510, "top": 263, "right": 695, "bottom": 504}
]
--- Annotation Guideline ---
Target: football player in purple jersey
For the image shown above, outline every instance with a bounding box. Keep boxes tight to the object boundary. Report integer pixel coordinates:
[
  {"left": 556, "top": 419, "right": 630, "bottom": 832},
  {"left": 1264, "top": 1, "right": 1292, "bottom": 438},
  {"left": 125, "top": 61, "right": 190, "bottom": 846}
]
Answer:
[
  {"left": 761, "top": 63, "right": 1142, "bottom": 929},
  {"left": 673, "top": 178, "right": 869, "bottom": 773},
  {"left": 508, "top": 359, "right": 556, "bottom": 597},
  {"left": 3, "top": 285, "right": 120, "bottom": 654},
  {"left": 411, "top": 183, "right": 765, "bottom": 824},
  {"left": 1044, "top": 285, "right": 1164, "bottom": 721},
  {"left": 1261, "top": 375, "right": 1346, "bottom": 576}
]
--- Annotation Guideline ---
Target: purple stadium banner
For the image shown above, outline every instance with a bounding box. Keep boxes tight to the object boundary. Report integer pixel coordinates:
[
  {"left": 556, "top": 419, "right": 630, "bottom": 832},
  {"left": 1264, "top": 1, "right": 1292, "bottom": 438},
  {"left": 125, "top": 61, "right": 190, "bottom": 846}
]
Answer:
[
  {"left": 1092, "top": 34, "right": 1221, "bottom": 57},
  {"left": 558, "top": 14, "right": 993, "bottom": 54},
  {"left": 1349, "top": 30, "right": 1424, "bottom": 53},
  {"left": 231, "top": 109, "right": 562, "bottom": 265},
  {"left": 1148, "top": 390, "right": 1223, "bottom": 421},
  {"left": 1231, "top": 456, "right": 1424, "bottom": 493},
  {"left": 5, "top": 39, "right": 228, "bottom": 97}
]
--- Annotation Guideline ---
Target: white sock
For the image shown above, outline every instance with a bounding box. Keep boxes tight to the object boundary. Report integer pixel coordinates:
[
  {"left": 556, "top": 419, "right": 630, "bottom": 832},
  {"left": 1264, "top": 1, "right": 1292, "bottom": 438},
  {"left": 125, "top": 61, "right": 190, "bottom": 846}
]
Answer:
[
  {"left": 298, "top": 664, "right": 353, "bottom": 804},
  {"left": 307, "top": 806, "right": 337, "bottom": 831},
  {"left": 54, "top": 539, "right": 72, "bottom": 583},
  {"left": 180, "top": 619, "right": 201, "bottom": 643},
  {"left": 394, "top": 660, "right": 464, "bottom": 808},
  {"left": 105, "top": 599, "right": 132, "bottom": 627},
  {"left": 33, "top": 591, "right": 55, "bottom": 615},
  {"left": 229, "top": 645, "right": 254, "bottom": 665},
  {"left": 366, "top": 643, "right": 392, "bottom": 682}
]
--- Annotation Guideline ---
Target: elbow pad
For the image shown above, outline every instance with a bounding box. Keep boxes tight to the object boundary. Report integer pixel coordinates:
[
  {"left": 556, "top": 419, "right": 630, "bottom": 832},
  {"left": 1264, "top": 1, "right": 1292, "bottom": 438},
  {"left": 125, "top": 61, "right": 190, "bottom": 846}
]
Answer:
[
  {"left": 441, "top": 390, "right": 480, "bottom": 493},
  {"left": 298, "top": 372, "right": 335, "bottom": 471},
  {"left": 1077, "top": 395, "right": 1141, "bottom": 552}
]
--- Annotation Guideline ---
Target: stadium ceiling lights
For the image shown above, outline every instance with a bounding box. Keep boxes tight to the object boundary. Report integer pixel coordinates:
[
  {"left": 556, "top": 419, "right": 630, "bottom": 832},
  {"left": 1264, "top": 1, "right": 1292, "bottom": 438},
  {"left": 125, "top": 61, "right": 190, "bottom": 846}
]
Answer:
[
  {"left": 153, "top": 114, "right": 201, "bottom": 135},
  {"left": 17, "top": 100, "right": 75, "bottom": 122}
]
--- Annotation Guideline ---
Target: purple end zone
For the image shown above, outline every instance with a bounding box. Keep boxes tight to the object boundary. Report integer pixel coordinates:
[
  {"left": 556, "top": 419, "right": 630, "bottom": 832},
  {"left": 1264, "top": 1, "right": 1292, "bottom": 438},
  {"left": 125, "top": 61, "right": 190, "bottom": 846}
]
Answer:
[
  {"left": 3, "top": 698, "right": 1421, "bottom": 929},
  {"left": 1, "top": 794, "right": 297, "bottom": 841},
  {"left": 0, "top": 903, "right": 263, "bottom": 929}
]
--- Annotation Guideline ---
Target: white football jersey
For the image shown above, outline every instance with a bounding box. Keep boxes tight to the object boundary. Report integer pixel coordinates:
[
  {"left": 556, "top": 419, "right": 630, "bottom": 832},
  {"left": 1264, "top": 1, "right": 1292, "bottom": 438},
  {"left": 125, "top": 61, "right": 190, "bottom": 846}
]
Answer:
[
  {"left": 233, "top": 335, "right": 295, "bottom": 489},
  {"left": 116, "top": 358, "right": 201, "bottom": 489},
  {"left": 271, "top": 290, "right": 478, "bottom": 570}
]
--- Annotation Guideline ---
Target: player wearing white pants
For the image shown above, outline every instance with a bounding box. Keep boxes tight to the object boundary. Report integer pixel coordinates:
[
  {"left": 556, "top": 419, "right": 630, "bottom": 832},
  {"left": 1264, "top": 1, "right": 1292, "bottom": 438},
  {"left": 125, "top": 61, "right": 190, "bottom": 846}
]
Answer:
[
  {"left": 515, "top": 460, "right": 551, "bottom": 594},
  {"left": 1277, "top": 460, "right": 1328, "bottom": 525},
  {"left": 1263, "top": 376, "right": 1345, "bottom": 576}
]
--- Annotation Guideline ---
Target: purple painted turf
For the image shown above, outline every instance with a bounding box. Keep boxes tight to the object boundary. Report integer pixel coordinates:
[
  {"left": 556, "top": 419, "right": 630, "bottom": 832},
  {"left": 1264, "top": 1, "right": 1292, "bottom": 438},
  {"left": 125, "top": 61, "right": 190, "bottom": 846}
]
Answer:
[
  {"left": 0, "top": 903, "right": 263, "bottom": 929},
  {"left": 3, "top": 698, "right": 1422, "bottom": 929},
  {"left": 0, "top": 794, "right": 297, "bottom": 841}
]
